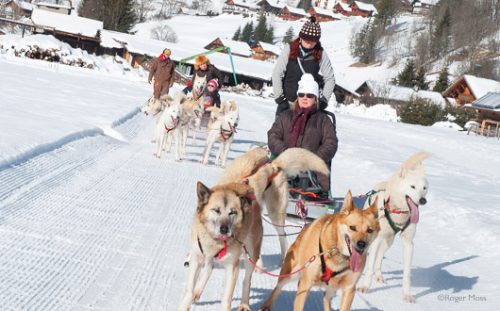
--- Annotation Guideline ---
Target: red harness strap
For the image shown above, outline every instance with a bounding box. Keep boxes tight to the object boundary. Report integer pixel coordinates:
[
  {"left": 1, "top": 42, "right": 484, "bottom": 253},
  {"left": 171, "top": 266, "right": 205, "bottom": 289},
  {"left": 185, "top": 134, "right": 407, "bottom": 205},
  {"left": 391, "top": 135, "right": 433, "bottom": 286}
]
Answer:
[
  {"left": 384, "top": 197, "right": 409, "bottom": 214},
  {"left": 216, "top": 240, "right": 227, "bottom": 260}
]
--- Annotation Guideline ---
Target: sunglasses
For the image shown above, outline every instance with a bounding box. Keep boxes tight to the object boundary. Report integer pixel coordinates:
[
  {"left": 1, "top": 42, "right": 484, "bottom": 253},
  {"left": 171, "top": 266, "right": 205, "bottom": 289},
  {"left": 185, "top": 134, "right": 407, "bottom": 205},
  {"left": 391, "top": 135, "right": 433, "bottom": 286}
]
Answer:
[{"left": 297, "top": 93, "right": 316, "bottom": 99}]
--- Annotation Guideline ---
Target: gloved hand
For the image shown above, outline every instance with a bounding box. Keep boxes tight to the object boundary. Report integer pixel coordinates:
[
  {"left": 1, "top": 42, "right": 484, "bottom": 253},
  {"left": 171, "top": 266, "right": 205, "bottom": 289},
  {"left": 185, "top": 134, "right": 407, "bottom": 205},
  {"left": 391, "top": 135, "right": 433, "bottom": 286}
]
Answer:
[
  {"left": 275, "top": 94, "right": 288, "bottom": 106},
  {"left": 319, "top": 96, "right": 329, "bottom": 110}
]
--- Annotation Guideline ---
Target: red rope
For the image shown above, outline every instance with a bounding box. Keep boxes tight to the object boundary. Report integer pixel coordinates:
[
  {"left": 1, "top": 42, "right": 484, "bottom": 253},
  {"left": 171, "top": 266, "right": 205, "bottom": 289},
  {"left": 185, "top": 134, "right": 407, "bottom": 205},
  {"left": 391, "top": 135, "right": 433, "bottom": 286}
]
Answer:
[{"left": 242, "top": 244, "right": 316, "bottom": 278}]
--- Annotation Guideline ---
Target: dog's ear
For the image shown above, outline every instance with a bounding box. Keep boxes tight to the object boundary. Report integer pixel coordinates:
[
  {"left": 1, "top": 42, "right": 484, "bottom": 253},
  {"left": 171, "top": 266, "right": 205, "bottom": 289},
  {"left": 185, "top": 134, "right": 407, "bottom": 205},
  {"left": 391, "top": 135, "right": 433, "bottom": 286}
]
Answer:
[
  {"left": 197, "top": 181, "right": 211, "bottom": 212},
  {"left": 365, "top": 197, "right": 379, "bottom": 219},
  {"left": 340, "top": 190, "right": 355, "bottom": 215}
]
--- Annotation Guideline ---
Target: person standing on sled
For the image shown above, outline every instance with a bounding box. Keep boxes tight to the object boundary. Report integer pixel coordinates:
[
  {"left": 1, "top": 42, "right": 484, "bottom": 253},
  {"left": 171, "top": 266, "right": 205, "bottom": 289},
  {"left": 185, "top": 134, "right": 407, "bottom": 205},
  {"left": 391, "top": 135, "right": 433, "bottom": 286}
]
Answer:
[
  {"left": 148, "top": 48, "right": 175, "bottom": 99},
  {"left": 268, "top": 74, "right": 338, "bottom": 197},
  {"left": 182, "top": 55, "right": 223, "bottom": 100},
  {"left": 272, "top": 16, "right": 335, "bottom": 117}
]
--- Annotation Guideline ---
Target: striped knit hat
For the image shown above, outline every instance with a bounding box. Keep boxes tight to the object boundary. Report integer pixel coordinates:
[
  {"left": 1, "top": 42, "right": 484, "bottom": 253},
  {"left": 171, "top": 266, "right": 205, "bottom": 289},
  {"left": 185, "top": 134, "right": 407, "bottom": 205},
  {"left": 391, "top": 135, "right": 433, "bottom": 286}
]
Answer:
[{"left": 299, "top": 16, "right": 321, "bottom": 42}]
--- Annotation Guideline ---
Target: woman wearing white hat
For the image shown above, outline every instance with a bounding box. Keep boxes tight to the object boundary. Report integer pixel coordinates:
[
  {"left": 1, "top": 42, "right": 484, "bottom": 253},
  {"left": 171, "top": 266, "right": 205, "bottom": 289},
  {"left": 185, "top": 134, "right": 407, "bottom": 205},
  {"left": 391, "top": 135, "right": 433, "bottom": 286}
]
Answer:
[{"left": 268, "top": 74, "right": 338, "bottom": 192}]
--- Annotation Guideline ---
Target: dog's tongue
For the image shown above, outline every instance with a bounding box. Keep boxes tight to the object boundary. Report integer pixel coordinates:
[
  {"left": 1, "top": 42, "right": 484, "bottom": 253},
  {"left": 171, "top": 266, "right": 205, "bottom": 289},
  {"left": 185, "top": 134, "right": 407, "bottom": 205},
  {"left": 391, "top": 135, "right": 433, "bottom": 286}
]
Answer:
[
  {"left": 349, "top": 248, "right": 364, "bottom": 272},
  {"left": 408, "top": 199, "right": 420, "bottom": 224}
]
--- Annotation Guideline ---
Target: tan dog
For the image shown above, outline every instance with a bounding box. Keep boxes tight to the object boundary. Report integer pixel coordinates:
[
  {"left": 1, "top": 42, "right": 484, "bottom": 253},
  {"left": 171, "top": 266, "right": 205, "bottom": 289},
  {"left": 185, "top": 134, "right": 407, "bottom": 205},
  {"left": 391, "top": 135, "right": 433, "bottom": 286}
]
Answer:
[
  {"left": 260, "top": 191, "right": 380, "bottom": 311},
  {"left": 358, "top": 152, "right": 431, "bottom": 303},
  {"left": 179, "top": 148, "right": 330, "bottom": 311}
]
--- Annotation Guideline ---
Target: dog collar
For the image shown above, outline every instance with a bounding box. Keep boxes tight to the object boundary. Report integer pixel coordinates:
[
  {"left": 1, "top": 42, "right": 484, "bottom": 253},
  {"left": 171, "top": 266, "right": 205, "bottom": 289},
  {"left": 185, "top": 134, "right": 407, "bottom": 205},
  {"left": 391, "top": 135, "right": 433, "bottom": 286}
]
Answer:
[
  {"left": 197, "top": 236, "right": 227, "bottom": 260},
  {"left": 383, "top": 198, "right": 411, "bottom": 234},
  {"left": 318, "top": 237, "right": 349, "bottom": 283}
]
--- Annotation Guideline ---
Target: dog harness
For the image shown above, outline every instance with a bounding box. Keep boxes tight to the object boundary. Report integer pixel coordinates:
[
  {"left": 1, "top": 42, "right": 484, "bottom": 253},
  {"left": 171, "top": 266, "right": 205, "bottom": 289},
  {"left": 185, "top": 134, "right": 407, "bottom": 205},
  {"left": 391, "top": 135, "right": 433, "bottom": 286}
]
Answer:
[
  {"left": 164, "top": 116, "right": 178, "bottom": 133},
  {"left": 197, "top": 236, "right": 227, "bottom": 260},
  {"left": 383, "top": 198, "right": 411, "bottom": 234},
  {"left": 318, "top": 239, "right": 349, "bottom": 284}
]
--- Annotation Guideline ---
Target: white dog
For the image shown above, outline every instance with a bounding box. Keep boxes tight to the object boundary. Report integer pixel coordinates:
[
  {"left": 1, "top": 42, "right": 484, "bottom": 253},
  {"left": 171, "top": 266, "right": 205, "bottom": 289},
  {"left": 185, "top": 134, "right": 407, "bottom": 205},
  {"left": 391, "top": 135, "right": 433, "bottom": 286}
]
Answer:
[
  {"left": 154, "top": 100, "right": 183, "bottom": 161},
  {"left": 358, "top": 151, "right": 431, "bottom": 303},
  {"left": 177, "top": 94, "right": 204, "bottom": 153},
  {"left": 200, "top": 100, "right": 239, "bottom": 167},
  {"left": 140, "top": 95, "right": 171, "bottom": 117}
]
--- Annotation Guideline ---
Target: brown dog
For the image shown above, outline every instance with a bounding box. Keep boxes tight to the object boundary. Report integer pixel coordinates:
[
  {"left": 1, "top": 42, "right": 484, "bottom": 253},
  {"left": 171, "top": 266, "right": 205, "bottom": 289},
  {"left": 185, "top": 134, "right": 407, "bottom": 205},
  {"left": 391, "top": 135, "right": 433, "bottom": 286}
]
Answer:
[{"left": 260, "top": 191, "right": 380, "bottom": 311}]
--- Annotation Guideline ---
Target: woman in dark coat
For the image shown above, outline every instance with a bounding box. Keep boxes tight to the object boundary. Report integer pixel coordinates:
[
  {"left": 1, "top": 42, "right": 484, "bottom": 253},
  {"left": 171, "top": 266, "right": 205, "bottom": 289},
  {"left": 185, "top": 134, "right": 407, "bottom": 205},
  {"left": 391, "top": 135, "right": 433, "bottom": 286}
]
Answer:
[
  {"left": 268, "top": 74, "right": 338, "bottom": 191},
  {"left": 148, "top": 48, "right": 175, "bottom": 99}
]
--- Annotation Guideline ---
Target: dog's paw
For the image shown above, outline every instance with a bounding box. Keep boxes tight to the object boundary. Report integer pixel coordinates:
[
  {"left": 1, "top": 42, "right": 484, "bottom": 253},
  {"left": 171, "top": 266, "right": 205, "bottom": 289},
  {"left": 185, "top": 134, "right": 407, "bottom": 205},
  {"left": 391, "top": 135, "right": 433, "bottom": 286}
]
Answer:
[
  {"left": 357, "top": 286, "right": 370, "bottom": 294},
  {"left": 375, "top": 275, "right": 386, "bottom": 284},
  {"left": 403, "top": 294, "right": 416, "bottom": 303},
  {"left": 151, "top": 139, "right": 156, "bottom": 143},
  {"left": 237, "top": 303, "right": 251, "bottom": 311},
  {"left": 154, "top": 153, "right": 160, "bottom": 158},
  {"left": 192, "top": 289, "right": 202, "bottom": 301}
]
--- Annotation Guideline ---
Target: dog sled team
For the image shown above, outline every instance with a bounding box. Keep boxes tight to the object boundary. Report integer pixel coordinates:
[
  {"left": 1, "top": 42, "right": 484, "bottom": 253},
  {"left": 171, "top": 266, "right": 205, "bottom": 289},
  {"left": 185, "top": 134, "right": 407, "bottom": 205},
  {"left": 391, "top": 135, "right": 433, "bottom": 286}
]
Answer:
[
  {"left": 143, "top": 17, "right": 431, "bottom": 311},
  {"left": 143, "top": 51, "right": 237, "bottom": 166}
]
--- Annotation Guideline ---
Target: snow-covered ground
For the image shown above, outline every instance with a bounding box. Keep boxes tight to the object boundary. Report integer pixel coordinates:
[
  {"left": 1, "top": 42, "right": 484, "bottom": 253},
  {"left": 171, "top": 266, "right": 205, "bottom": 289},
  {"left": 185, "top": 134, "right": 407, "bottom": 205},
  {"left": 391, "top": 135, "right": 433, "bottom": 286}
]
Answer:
[{"left": 1, "top": 52, "right": 499, "bottom": 311}]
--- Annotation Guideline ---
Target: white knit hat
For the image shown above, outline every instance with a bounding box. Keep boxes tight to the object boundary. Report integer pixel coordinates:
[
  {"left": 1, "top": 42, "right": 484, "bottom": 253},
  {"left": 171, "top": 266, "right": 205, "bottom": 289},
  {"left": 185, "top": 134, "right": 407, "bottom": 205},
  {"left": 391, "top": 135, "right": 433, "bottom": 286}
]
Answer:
[{"left": 297, "top": 74, "right": 319, "bottom": 98}]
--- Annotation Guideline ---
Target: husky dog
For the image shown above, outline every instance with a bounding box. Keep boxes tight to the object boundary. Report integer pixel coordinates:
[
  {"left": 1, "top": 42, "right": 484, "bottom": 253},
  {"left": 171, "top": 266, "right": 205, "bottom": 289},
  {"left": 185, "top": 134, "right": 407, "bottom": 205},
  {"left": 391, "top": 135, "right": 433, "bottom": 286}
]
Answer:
[
  {"left": 357, "top": 152, "right": 431, "bottom": 303},
  {"left": 260, "top": 191, "right": 380, "bottom": 311},
  {"left": 179, "top": 148, "right": 330, "bottom": 311},
  {"left": 191, "top": 74, "right": 207, "bottom": 100},
  {"left": 140, "top": 94, "right": 172, "bottom": 117},
  {"left": 174, "top": 92, "right": 204, "bottom": 155},
  {"left": 154, "top": 100, "right": 182, "bottom": 160},
  {"left": 200, "top": 100, "right": 239, "bottom": 168}
]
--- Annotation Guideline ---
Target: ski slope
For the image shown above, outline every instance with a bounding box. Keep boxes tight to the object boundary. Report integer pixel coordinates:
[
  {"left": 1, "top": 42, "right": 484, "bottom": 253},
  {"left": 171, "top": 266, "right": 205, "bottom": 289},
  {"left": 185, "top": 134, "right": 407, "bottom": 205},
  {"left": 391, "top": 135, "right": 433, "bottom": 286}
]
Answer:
[{"left": 1, "top": 58, "right": 499, "bottom": 310}]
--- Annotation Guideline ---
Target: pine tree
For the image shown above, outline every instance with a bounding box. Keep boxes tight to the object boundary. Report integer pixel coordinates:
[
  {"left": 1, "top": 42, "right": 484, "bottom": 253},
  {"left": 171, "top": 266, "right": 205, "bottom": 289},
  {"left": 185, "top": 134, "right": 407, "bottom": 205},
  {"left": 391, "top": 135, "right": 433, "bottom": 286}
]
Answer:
[
  {"left": 263, "top": 25, "right": 274, "bottom": 43},
  {"left": 240, "top": 21, "right": 254, "bottom": 43},
  {"left": 395, "top": 59, "right": 417, "bottom": 88},
  {"left": 415, "top": 67, "right": 430, "bottom": 90},
  {"left": 254, "top": 13, "right": 268, "bottom": 43},
  {"left": 79, "top": 0, "right": 137, "bottom": 33},
  {"left": 297, "top": 0, "right": 312, "bottom": 11},
  {"left": 78, "top": 0, "right": 103, "bottom": 21},
  {"left": 431, "top": 7, "right": 451, "bottom": 58},
  {"left": 433, "top": 66, "right": 450, "bottom": 92},
  {"left": 232, "top": 26, "right": 241, "bottom": 41},
  {"left": 282, "top": 26, "right": 294, "bottom": 43}
]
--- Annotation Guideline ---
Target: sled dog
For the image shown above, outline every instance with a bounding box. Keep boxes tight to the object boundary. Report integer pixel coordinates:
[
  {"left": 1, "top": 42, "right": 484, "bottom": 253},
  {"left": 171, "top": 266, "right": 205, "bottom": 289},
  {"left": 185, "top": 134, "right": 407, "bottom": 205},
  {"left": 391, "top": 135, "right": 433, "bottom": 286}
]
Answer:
[
  {"left": 179, "top": 148, "right": 330, "bottom": 311},
  {"left": 140, "top": 94, "right": 172, "bottom": 117},
  {"left": 357, "top": 152, "right": 431, "bottom": 303},
  {"left": 260, "top": 191, "right": 380, "bottom": 311},
  {"left": 154, "top": 99, "right": 182, "bottom": 160},
  {"left": 200, "top": 100, "right": 239, "bottom": 167},
  {"left": 175, "top": 92, "right": 203, "bottom": 155}
]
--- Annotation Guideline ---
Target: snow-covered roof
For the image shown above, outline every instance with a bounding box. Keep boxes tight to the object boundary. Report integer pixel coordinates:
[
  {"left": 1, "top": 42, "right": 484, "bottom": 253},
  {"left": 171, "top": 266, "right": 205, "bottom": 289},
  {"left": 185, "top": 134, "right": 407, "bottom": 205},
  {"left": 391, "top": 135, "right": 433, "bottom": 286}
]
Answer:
[
  {"left": 284, "top": 5, "right": 307, "bottom": 16},
  {"left": 419, "top": 0, "right": 439, "bottom": 5},
  {"left": 360, "top": 81, "right": 445, "bottom": 106},
  {"left": 354, "top": 1, "right": 378, "bottom": 14},
  {"left": 36, "top": 0, "right": 72, "bottom": 10},
  {"left": 469, "top": 92, "right": 500, "bottom": 111},
  {"left": 231, "top": 0, "right": 258, "bottom": 9},
  {"left": 257, "top": 41, "right": 281, "bottom": 55},
  {"left": 311, "top": 7, "right": 336, "bottom": 18},
  {"left": 217, "top": 38, "right": 252, "bottom": 57},
  {"left": 100, "top": 30, "right": 273, "bottom": 81},
  {"left": 18, "top": 0, "right": 33, "bottom": 11},
  {"left": 336, "top": 2, "right": 352, "bottom": 12},
  {"left": 31, "top": 8, "right": 102, "bottom": 38},
  {"left": 463, "top": 75, "right": 500, "bottom": 99},
  {"left": 416, "top": 90, "right": 447, "bottom": 107}
]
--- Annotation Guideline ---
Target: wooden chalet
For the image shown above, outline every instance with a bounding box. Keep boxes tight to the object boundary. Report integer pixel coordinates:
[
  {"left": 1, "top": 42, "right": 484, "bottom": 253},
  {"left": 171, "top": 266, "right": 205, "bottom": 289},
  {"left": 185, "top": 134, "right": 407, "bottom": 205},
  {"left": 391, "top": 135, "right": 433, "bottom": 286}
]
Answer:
[
  {"left": 34, "top": 0, "right": 72, "bottom": 15},
  {"left": 334, "top": 1, "right": 352, "bottom": 16},
  {"left": 279, "top": 5, "right": 307, "bottom": 21},
  {"left": 204, "top": 37, "right": 252, "bottom": 58},
  {"left": 307, "top": 7, "right": 339, "bottom": 22},
  {"left": 223, "top": 0, "right": 257, "bottom": 14},
  {"left": 31, "top": 8, "right": 101, "bottom": 54},
  {"left": 442, "top": 75, "right": 500, "bottom": 106},
  {"left": 465, "top": 92, "right": 500, "bottom": 137},
  {"left": 251, "top": 41, "right": 280, "bottom": 60},
  {"left": 256, "top": 0, "right": 285, "bottom": 15},
  {"left": 350, "top": 1, "right": 377, "bottom": 17},
  {"left": 0, "top": 0, "right": 32, "bottom": 19}
]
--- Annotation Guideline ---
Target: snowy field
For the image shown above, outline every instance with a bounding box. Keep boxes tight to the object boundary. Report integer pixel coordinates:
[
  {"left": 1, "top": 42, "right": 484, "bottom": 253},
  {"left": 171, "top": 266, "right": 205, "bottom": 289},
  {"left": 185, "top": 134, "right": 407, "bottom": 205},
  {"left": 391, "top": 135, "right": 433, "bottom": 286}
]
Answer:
[{"left": 1, "top": 54, "right": 500, "bottom": 311}]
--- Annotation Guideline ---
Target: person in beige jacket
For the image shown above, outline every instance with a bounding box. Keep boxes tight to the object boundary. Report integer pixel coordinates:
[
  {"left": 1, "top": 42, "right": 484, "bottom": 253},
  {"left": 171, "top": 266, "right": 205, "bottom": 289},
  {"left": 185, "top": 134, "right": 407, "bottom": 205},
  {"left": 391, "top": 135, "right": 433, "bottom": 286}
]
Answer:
[{"left": 148, "top": 48, "right": 175, "bottom": 99}]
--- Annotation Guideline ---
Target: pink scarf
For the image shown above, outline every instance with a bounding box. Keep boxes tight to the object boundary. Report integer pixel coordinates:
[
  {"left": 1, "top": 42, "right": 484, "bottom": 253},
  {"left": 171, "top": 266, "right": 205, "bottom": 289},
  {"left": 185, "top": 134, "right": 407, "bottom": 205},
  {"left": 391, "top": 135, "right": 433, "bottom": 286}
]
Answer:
[{"left": 288, "top": 105, "right": 317, "bottom": 147}]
